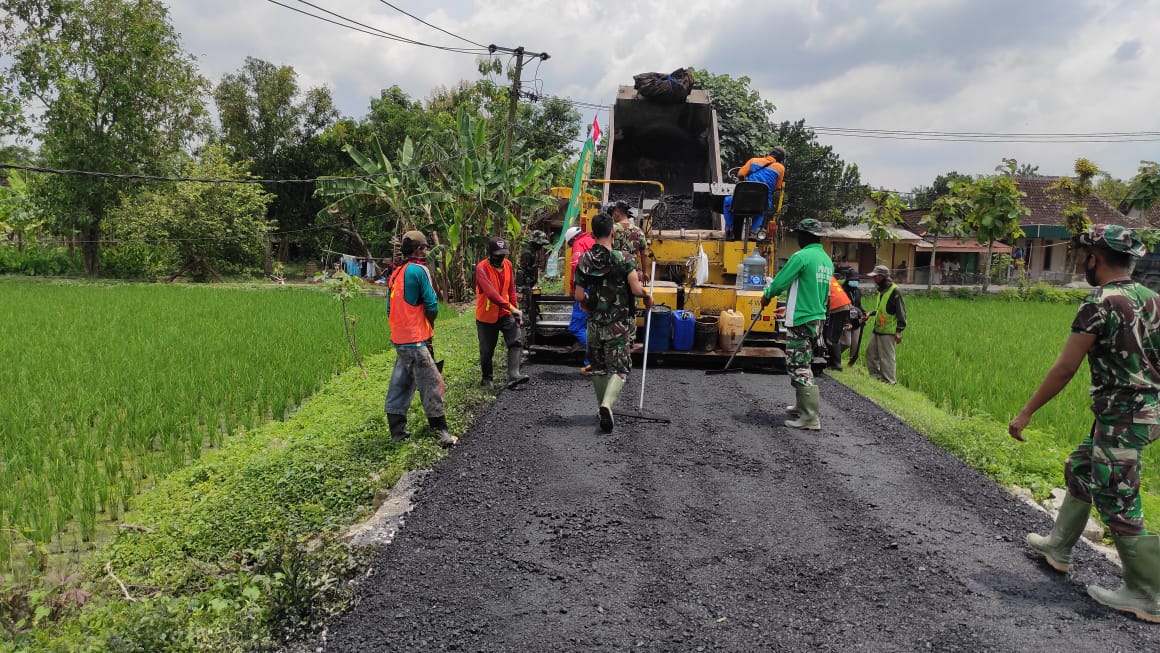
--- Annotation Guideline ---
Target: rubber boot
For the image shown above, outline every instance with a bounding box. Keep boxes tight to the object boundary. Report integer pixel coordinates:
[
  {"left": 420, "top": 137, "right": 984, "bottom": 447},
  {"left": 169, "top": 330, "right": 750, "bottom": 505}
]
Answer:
[
  {"left": 1088, "top": 534, "right": 1160, "bottom": 623},
  {"left": 427, "top": 415, "right": 458, "bottom": 448},
  {"left": 827, "top": 343, "right": 843, "bottom": 371},
  {"left": 387, "top": 413, "right": 410, "bottom": 442},
  {"left": 592, "top": 374, "right": 609, "bottom": 404},
  {"left": 785, "top": 403, "right": 800, "bottom": 417},
  {"left": 599, "top": 375, "right": 626, "bottom": 433},
  {"left": 506, "top": 346, "right": 530, "bottom": 389},
  {"left": 784, "top": 386, "right": 821, "bottom": 430},
  {"left": 1026, "top": 494, "right": 1090, "bottom": 572},
  {"left": 480, "top": 378, "right": 494, "bottom": 391}
]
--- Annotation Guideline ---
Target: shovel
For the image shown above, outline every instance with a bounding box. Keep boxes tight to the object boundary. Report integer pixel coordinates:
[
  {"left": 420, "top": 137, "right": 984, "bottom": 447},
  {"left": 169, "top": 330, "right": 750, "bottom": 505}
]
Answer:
[
  {"left": 705, "top": 310, "right": 762, "bottom": 376},
  {"left": 614, "top": 262, "right": 671, "bottom": 424}
]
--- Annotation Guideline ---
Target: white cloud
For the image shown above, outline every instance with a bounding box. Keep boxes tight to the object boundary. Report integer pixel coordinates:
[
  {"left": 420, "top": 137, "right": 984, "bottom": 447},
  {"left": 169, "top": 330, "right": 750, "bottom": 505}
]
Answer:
[{"left": 165, "top": 0, "right": 1160, "bottom": 192}]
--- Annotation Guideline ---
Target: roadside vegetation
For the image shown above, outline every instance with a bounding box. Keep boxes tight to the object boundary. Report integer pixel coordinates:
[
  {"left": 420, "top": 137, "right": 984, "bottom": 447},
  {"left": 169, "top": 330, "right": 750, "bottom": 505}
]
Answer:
[
  {"left": 836, "top": 291, "right": 1160, "bottom": 524},
  {"left": 0, "top": 280, "right": 491, "bottom": 651}
]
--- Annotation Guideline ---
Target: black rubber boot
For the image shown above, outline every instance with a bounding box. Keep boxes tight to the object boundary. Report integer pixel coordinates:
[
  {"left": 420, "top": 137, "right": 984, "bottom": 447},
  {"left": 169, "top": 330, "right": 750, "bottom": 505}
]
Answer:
[
  {"left": 827, "top": 343, "right": 843, "bottom": 370},
  {"left": 506, "top": 346, "right": 530, "bottom": 389},
  {"left": 387, "top": 413, "right": 410, "bottom": 442},
  {"left": 427, "top": 415, "right": 458, "bottom": 448}
]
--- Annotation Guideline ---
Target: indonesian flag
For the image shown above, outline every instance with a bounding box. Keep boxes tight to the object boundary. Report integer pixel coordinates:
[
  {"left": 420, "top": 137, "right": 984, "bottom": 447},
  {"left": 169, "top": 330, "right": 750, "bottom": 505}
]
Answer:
[{"left": 590, "top": 115, "right": 602, "bottom": 152}]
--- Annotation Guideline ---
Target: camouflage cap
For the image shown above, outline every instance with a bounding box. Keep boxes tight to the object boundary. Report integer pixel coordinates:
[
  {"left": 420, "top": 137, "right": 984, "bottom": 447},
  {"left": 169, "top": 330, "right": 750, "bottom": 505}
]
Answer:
[
  {"left": 529, "top": 230, "right": 550, "bottom": 246},
  {"left": 1073, "top": 224, "right": 1147, "bottom": 258},
  {"left": 796, "top": 218, "right": 825, "bottom": 236}
]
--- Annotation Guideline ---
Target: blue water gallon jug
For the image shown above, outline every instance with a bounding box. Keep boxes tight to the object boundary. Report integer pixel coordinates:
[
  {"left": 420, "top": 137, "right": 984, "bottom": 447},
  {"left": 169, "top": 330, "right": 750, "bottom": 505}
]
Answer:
[
  {"left": 672, "top": 310, "right": 696, "bottom": 351},
  {"left": 646, "top": 306, "right": 673, "bottom": 351},
  {"left": 743, "top": 249, "right": 768, "bottom": 290}
]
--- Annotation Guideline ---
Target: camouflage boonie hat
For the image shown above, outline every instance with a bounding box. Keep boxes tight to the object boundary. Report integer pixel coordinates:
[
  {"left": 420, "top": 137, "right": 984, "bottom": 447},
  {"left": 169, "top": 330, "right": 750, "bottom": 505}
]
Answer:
[
  {"left": 1073, "top": 224, "right": 1147, "bottom": 258},
  {"left": 796, "top": 218, "right": 825, "bottom": 236},
  {"left": 529, "top": 230, "right": 550, "bottom": 246}
]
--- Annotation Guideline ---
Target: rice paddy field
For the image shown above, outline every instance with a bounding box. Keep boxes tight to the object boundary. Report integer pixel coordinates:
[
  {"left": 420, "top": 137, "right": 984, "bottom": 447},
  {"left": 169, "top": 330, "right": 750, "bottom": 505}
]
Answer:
[
  {"left": 886, "top": 294, "right": 1160, "bottom": 513},
  {"left": 0, "top": 279, "right": 392, "bottom": 573}
]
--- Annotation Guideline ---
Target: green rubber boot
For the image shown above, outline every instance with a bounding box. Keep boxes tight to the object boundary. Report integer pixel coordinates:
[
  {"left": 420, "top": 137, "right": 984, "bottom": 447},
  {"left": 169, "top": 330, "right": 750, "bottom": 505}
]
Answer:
[
  {"left": 784, "top": 386, "right": 821, "bottom": 430},
  {"left": 592, "top": 374, "right": 609, "bottom": 404},
  {"left": 785, "top": 403, "right": 800, "bottom": 417},
  {"left": 1088, "top": 534, "right": 1160, "bottom": 623},
  {"left": 599, "top": 375, "right": 625, "bottom": 433},
  {"left": 1026, "top": 494, "right": 1090, "bottom": 572}
]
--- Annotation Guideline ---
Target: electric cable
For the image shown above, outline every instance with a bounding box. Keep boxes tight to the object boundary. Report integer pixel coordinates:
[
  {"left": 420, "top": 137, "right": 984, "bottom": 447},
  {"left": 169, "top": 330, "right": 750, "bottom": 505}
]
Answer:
[
  {"left": 372, "top": 0, "right": 487, "bottom": 48},
  {"left": 266, "top": 0, "right": 487, "bottom": 55}
]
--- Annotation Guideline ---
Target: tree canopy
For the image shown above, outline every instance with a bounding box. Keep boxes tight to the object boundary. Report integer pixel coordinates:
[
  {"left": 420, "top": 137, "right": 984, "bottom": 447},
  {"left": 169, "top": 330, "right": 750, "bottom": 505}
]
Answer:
[{"left": 2, "top": 0, "right": 209, "bottom": 276}]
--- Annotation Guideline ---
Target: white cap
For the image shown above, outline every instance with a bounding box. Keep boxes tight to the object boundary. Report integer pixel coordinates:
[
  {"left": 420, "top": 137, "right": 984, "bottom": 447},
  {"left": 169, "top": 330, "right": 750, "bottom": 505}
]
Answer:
[{"left": 564, "top": 226, "right": 583, "bottom": 243}]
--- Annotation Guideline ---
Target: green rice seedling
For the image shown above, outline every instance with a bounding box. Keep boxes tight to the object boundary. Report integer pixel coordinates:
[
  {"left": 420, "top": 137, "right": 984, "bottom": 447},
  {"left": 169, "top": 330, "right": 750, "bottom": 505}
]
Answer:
[{"left": 0, "top": 279, "right": 393, "bottom": 576}]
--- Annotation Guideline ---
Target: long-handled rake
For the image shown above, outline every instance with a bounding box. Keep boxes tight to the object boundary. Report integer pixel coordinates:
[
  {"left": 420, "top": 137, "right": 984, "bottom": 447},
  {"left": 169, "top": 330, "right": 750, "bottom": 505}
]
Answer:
[{"left": 614, "top": 262, "right": 671, "bottom": 423}]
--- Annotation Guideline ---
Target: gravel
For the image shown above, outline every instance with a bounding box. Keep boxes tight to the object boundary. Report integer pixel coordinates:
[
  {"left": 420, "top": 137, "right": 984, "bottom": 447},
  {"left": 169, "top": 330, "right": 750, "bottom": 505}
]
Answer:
[{"left": 322, "top": 365, "right": 1160, "bottom": 652}]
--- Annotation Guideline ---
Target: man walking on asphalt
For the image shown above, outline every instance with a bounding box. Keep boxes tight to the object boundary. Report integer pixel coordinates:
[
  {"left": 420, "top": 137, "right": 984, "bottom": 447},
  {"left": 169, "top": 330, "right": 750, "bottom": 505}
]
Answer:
[
  {"left": 1010, "top": 225, "right": 1160, "bottom": 623},
  {"left": 475, "top": 237, "right": 530, "bottom": 391},
  {"left": 385, "top": 230, "right": 456, "bottom": 448},
  {"left": 573, "top": 212, "right": 654, "bottom": 433},
  {"left": 865, "top": 264, "right": 906, "bottom": 384},
  {"left": 761, "top": 218, "right": 832, "bottom": 430}
]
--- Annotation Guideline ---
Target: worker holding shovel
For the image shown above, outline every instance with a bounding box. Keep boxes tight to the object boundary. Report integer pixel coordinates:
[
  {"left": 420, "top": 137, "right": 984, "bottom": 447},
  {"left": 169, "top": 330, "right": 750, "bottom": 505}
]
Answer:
[
  {"left": 573, "top": 212, "right": 654, "bottom": 433},
  {"left": 760, "top": 218, "right": 833, "bottom": 430}
]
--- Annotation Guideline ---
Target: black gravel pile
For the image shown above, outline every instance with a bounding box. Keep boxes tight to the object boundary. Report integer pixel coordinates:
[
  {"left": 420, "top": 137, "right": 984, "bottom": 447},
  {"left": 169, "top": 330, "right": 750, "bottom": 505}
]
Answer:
[
  {"left": 608, "top": 188, "right": 714, "bottom": 231},
  {"left": 322, "top": 368, "right": 1160, "bottom": 652}
]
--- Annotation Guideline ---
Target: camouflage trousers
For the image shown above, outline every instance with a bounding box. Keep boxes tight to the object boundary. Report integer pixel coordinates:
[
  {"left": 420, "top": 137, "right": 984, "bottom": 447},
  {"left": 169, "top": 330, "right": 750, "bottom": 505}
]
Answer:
[
  {"left": 787, "top": 321, "right": 822, "bottom": 389},
  {"left": 1064, "top": 419, "right": 1160, "bottom": 536},
  {"left": 586, "top": 320, "right": 634, "bottom": 378}
]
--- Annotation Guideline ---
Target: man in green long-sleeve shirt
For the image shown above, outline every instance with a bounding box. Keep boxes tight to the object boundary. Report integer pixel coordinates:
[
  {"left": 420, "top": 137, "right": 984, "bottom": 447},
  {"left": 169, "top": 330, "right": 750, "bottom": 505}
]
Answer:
[{"left": 761, "top": 218, "right": 833, "bottom": 429}]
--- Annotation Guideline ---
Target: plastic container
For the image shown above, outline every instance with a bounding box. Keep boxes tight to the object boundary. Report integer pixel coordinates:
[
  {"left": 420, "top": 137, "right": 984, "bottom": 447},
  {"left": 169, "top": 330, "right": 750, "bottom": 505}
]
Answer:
[
  {"left": 743, "top": 249, "right": 768, "bottom": 290},
  {"left": 645, "top": 306, "right": 674, "bottom": 351},
  {"left": 694, "top": 316, "right": 719, "bottom": 351},
  {"left": 672, "top": 310, "right": 696, "bottom": 351},
  {"left": 717, "top": 309, "right": 745, "bottom": 352},
  {"left": 735, "top": 262, "right": 745, "bottom": 289}
]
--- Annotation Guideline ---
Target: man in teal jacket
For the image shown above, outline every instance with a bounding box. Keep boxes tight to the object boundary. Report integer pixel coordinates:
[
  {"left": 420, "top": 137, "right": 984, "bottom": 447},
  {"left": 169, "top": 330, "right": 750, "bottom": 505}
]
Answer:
[{"left": 761, "top": 218, "right": 833, "bottom": 429}]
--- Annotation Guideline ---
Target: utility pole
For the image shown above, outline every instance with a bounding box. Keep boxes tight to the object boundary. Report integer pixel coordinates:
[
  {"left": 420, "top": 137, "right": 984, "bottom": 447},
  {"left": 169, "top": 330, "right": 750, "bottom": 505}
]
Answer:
[{"left": 489, "top": 45, "right": 550, "bottom": 168}]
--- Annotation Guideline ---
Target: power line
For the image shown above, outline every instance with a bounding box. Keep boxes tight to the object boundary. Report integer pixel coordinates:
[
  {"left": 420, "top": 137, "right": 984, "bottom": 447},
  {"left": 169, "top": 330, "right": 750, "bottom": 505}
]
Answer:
[
  {"left": 0, "top": 128, "right": 511, "bottom": 186},
  {"left": 810, "top": 125, "right": 1160, "bottom": 138},
  {"left": 810, "top": 130, "right": 1160, "bottom": 144},
  {"left": 265, "top": 0, "right": 487, "bottom": 55},
  {"left": 371, "top": 0, "right": 487, "bottom": 49}
]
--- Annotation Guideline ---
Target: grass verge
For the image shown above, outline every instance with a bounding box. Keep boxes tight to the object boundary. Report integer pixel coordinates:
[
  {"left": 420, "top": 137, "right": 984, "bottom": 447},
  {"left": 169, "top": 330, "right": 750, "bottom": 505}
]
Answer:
[
  {"left": 830, "top": 364, "right": 1160, "bottom": 524},
  {"left": 2, "top": 305, "right": 493, "bottom": 652}
]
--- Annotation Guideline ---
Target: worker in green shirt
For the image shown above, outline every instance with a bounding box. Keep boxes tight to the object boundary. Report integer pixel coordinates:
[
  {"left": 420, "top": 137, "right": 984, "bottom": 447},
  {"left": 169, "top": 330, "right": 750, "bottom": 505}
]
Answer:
[{"left": 761, "top": 218, "right": 833, "bottom": 430}]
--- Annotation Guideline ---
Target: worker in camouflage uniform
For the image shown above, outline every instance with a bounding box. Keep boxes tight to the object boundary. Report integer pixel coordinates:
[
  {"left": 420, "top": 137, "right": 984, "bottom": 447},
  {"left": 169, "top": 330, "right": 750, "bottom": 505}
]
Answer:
[
  {"left": 761, "top": 218, "right": 833, "bottom": 430},
  {"left": 517, "top": 229, "right": 550, "bottom": 291},
  {"left": 608, "top": 200, "right": 650, "bottom": 283},
  {"left": 1010, "top": 224, "right": 1160, "bottom": 623},
  {"left": 574, "top": 212, "right": 654, "bottom": 433}
]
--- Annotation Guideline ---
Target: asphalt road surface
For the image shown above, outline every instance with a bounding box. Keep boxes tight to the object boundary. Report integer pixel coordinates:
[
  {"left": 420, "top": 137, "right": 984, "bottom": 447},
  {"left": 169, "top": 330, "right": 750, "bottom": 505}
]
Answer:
[{"left": 323, "top": 364, "right": 1160, "bottom": 652}]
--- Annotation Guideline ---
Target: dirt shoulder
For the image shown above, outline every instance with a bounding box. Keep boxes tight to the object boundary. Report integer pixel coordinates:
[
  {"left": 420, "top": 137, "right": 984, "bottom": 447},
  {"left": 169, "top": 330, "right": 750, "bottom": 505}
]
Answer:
[{"left": 323, "top": 366, "right": 1160, "bottom": 652}]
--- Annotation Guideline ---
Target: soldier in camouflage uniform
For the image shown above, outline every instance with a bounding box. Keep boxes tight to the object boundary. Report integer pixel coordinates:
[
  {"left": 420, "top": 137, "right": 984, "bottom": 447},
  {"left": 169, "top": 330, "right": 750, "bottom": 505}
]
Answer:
[
  {"left": 608, "top": 200, "right": 650, "bottom": 283},
  {"left": 1010, "top": 224, "right": 1160, "bottom": 623},
  {"left": 761, "top": 218, "right": 833, "bottom": 430},
  {"left": 574, "top": 212, "right": 654, "bottom": 433}
]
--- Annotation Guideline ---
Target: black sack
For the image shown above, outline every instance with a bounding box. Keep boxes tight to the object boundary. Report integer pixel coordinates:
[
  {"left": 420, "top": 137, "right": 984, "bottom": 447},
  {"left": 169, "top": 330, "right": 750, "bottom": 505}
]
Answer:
[{"left": 633, "top": 68, "right": 695, "bottom": 103}]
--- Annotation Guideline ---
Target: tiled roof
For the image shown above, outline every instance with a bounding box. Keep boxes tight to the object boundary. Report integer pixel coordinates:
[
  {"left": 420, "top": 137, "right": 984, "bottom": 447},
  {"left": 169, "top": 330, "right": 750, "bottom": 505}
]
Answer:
[
  {"left": 1014, "top": 175, "right": 1141, "bottom": 228},
  {"left": 899, "top": 208, "right": 928, "bottom": 235}
]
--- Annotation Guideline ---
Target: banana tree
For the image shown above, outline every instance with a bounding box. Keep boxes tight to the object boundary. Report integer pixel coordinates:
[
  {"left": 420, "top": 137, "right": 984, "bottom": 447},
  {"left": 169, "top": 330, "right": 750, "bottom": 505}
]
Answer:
[
  {"left": 0, "top": 171, "right": 43, "bottom": 251},
  {"left": 424, "top": 110, "right": 561, "bottom": 301}
]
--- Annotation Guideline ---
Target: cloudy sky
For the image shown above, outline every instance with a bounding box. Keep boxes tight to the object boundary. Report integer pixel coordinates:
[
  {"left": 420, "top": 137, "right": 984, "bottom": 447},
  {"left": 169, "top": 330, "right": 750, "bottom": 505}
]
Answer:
[{"left": 169, "top": 0, "right": 1160, "bottom": 193}]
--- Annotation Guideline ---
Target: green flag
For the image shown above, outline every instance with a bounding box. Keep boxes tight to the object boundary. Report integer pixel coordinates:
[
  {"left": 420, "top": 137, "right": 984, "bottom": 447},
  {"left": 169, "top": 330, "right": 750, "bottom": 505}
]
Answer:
[{"left": 545, "top": 119, "right": 599, "bottom": 278}]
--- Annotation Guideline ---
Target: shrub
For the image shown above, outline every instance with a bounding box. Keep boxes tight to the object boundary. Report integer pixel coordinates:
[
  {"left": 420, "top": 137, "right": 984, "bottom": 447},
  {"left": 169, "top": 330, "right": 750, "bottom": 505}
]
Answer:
[{"left": 0, "top": 246, "right": 83, "bottom": 276}]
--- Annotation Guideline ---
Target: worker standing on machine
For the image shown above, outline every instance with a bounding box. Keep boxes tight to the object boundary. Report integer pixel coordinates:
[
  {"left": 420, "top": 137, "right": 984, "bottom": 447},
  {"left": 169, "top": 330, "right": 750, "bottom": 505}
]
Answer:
[
  {"left": 573, "top": 212, "right": 654, "bottom": 433},
  {"left": 760, "top": 218, "right": 832, "bottom": 430},
  {"left": 724, "top": 146, "right": 786, "bottom": 240}
]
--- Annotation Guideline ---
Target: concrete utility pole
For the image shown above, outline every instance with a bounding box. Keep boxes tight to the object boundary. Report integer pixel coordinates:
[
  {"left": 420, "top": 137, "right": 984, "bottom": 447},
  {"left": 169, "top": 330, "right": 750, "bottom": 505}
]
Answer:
[{"left": 489, "top": 45, "right": 550, "bottom": 168}]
